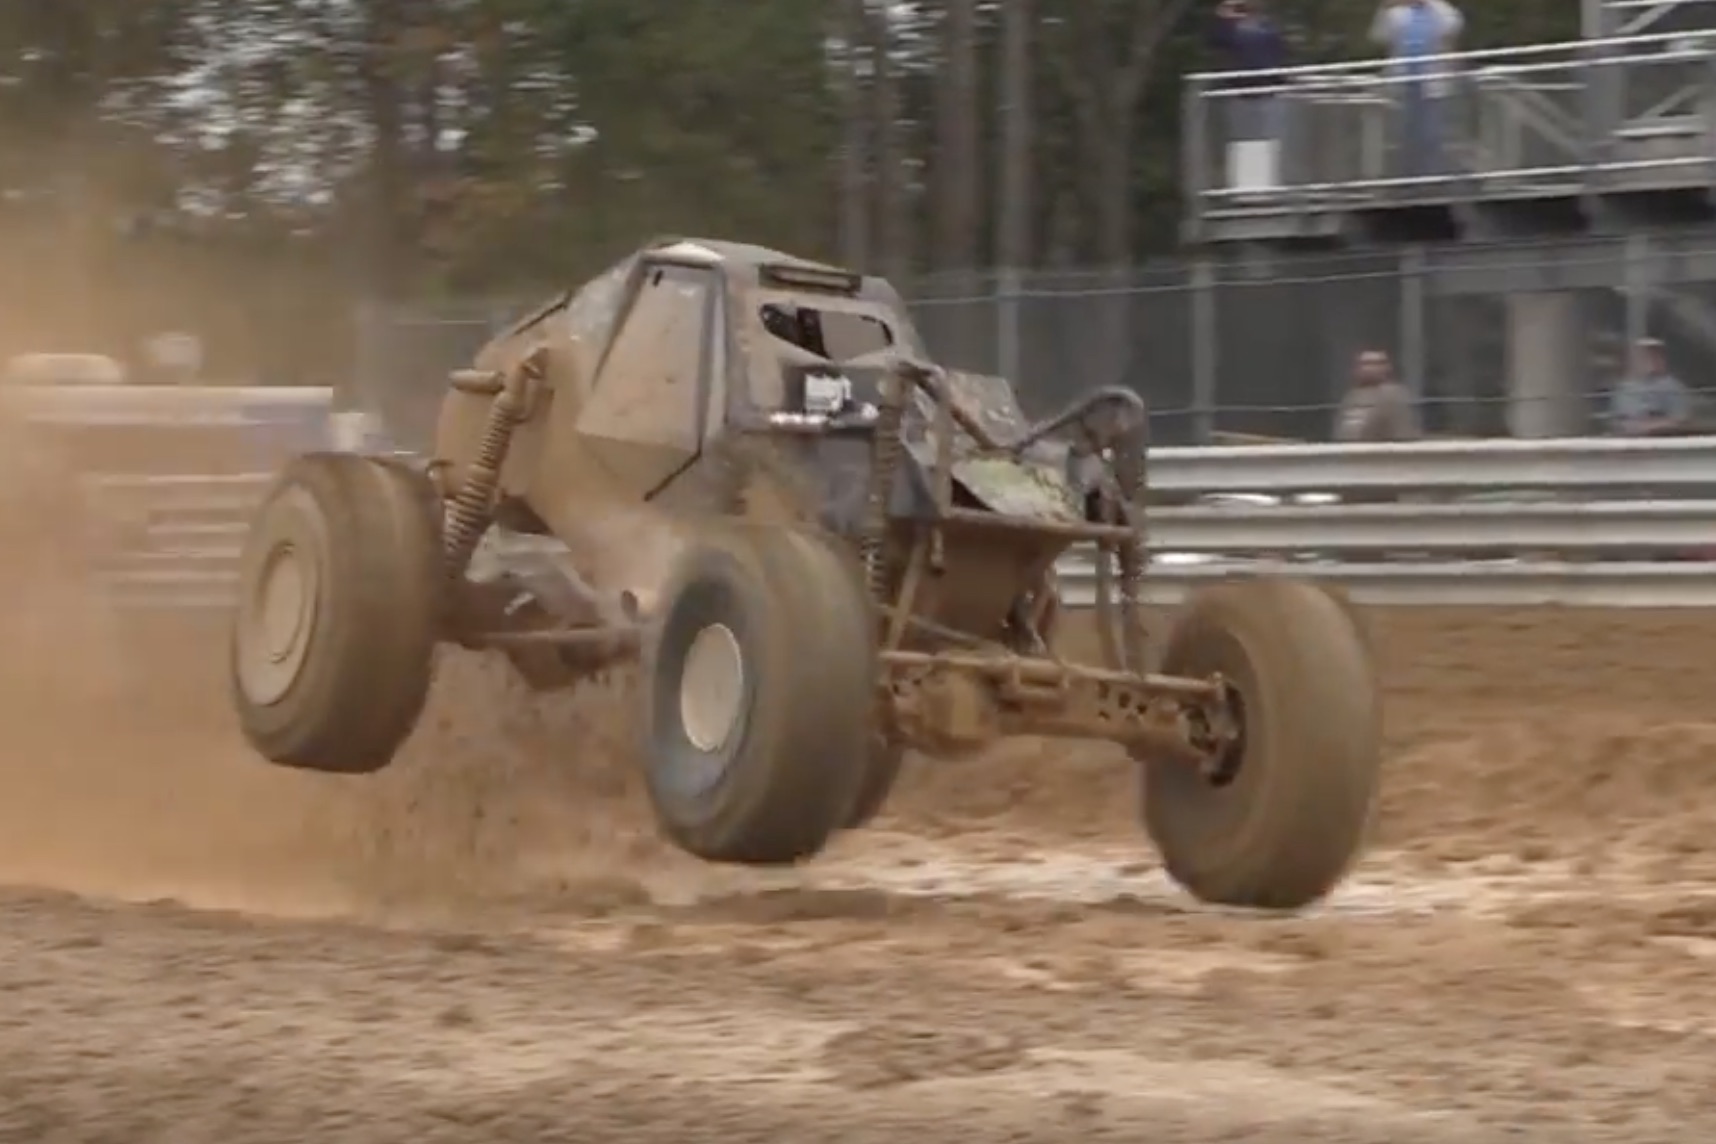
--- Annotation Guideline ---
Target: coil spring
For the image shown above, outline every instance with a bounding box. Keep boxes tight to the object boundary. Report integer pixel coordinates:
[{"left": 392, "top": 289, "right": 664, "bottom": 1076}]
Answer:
[
  {"left": 442, "top": 392, "right": 520, "bottom": 580},
  {"left": 860, "top": 376, "right": 908, "bottom": 602},
  {"left": 1113, "top": 427, "right": 1148, "bottom": 671}
]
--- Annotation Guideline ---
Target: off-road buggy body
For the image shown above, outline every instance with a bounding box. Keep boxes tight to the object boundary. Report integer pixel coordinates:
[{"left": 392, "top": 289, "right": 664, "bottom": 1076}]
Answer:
[{"left": 229, "top": 237, "right": 1381, "bottom": 910}]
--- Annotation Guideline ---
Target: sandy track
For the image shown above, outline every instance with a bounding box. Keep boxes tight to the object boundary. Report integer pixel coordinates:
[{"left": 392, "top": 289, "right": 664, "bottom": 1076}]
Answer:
[{"left": 0, "top": 606, "right": 1713, "bottom": 1140}]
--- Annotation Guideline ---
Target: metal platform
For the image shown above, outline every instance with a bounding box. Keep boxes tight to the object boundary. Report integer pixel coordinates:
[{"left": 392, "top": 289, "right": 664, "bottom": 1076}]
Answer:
[{"left": 1183, "top": 25, "right": 1716, "bottom": 248}]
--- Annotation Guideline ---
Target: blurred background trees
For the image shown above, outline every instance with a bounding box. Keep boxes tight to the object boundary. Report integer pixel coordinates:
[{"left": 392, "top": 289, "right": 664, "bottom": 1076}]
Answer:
[{"left": 0, "top": 0, "right": 1579, "bottom": 378}]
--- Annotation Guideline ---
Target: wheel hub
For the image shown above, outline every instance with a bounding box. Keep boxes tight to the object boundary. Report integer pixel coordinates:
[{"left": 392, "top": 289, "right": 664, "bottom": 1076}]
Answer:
[
  {"left": 1203, "top": 683, "right": 1246, "bottom": 787},
  {"left": 679, "top": 623, "right": 745, "bottom": 752},
  {"left": 259, "top": 545, "right": 309, "bottom": 662},
  {"left": 236, "top": 539, "right": 320, "bottom": 706}
]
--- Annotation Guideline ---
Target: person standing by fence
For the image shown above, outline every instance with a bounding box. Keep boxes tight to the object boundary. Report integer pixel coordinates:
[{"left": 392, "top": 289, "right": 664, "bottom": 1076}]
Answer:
[
  {"left": 1334, "top": 349, "right": 1420, "bottom": 443},
  {"left": 1607, "top": 338, "right": 1699, "bottom": 437},
  {"left": 1210, "top": 0, "right": 1290, "bottom": 192},
  {"left": 1371, "top": 0, "right": 1464, "bottom": 179}
]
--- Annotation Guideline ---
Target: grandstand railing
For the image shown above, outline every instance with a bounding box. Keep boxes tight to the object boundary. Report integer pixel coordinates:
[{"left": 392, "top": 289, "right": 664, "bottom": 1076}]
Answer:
[{"left": 1183, "top": 31, "right": 1716, "bottom": 235}]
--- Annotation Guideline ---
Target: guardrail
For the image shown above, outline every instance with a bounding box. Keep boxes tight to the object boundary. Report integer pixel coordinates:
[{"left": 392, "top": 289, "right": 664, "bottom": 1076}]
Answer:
[
  {"left": 1149, "top": 499, "right": 1716, "bottom": 551},
  {"left": 78, "top": 436, "right": 1716, "bottom": 611},
  {"left": 1146, "top": 435, "right": 1716, "bottom": 494}
]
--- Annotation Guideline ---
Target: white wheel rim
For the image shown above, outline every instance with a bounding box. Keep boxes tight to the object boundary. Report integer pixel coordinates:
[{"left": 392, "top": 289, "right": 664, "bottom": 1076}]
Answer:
[
  {"left": 678, "top": 623, "right": 745, "bottom": 752},
  {"left": 235, "top": 533, "right": 320, "bottom": 707}
]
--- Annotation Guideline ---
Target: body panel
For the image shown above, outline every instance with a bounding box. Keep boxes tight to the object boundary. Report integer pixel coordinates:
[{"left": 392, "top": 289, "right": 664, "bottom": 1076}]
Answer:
[{"left": 438, "top": 236, "right": 1091, "bottom": 639}]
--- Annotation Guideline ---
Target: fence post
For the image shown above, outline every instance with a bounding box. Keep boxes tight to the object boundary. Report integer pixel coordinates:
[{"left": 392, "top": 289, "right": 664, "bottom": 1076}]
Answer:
[
  {"left": 996, "top": 265, "right": 1022, "bottom": 383},
  {"left": 1190, "top": 258, "right": 1217, "bottom": 444},
  {"left": 1182, "top": 76, "right": 1210, "bottom": 244},
  {"left": 1622, "top": 233, "right": 1650, "bottom": 348},
  {"left": 1400, "top": 246, "right": 1427, "bottom": 409}
]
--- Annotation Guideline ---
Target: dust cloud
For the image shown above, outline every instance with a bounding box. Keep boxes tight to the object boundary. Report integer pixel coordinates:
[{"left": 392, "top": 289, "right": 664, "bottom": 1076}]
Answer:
[{"left": 0, "top": 432, "right": 673, "bottom": 920}]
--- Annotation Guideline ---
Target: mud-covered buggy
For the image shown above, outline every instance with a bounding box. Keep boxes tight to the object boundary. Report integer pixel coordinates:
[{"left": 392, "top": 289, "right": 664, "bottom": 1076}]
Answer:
[{"left": 229, "top": 238, "right": 1380, "bottom": 910}]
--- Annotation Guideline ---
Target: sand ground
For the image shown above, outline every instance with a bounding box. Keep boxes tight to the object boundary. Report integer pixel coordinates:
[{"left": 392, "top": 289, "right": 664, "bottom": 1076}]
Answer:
[{"left": 0, "top": 602, "right": 1713, "bottom": 1142}]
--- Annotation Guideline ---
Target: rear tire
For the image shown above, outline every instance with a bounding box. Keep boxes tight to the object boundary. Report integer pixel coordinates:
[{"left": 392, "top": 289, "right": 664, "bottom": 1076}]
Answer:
[
  {"left": 1144, "top": 578, "right": 1381, "bottom": 910},
  {"left": 845, "top": 736, "right": 905, "bottom": 830},
  {"left": 229, "top": 452, "right": 442, "bottom": 774},
  {"left": 641, "top": 524, "right": 874, "bottom": 865}
]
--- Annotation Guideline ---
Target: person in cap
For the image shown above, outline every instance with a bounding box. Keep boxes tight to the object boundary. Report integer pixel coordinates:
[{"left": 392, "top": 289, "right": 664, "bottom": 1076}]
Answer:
[{"left": 1607, "top": 338, "right": 1697, "bottom": 437}]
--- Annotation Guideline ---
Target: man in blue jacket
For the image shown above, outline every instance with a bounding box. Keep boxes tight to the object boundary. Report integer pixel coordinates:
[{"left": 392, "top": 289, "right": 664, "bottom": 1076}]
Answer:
[
  {"left": 1210, "top": 0, "right": 1290, "bottom": 191},
  {"left": 1371, "top": 0, "right": 1464, "bottom": 178}
]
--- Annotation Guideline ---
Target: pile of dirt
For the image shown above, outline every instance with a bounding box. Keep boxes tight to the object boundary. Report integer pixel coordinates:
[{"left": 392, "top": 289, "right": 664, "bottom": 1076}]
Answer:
[
  {"left": 882, "top": 607, "right": 1716, "bottom": 872},
  {"left": 1357, "top": 608, "right": 1716, "bottom": 871}
]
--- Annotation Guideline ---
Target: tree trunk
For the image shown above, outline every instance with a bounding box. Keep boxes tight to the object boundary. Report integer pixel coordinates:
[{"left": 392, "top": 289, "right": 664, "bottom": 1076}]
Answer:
[
  {"left": 1094, "top": 100, "right": 1135, "bottom": 271},
  {"left": 357, "top": 0, "right": 409, "bottom": 299},
  {"left": 837, "top": 0, "right": 870, "bottom": 268},
  {"left": 1059, "top": 0, "right": 1193, "bottom": 386},
  {"left": 869, "top": 7, "right": 909, "bottom": 285},
  {"left": 932, "top": 0, "right": 979, "bottom": 273},
  {"left": 995, "top": 0, "right": 1033, "bottom": 380}
]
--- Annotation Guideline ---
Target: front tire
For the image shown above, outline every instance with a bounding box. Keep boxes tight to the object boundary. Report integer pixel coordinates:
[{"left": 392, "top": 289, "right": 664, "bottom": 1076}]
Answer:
[
  {"left": 229, "top": 452, "right": 442, "bottom": 774},
  {"left": 845, "top": 736, "right": 905, "bottom": 830},
  {"left": 1144, "top": 578, "right": 1381, "bottom": 910},
  {"left": 641, "top": 524, "right": 875, "bottom": 865}
]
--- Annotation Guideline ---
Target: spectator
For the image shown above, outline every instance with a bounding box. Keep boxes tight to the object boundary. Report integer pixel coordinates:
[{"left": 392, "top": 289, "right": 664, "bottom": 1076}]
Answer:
[
  {"left": 1607, "top": 338, "right": 1697, "bottom": 436},
  {"left": 1334, "top": 350, "right": 1420, "bottom": 442},
  {"left": 1370, "top": 0, "right": 1464, "bottom": 178},
  {"left": 1210, "top": 0, "right": 1289, "bottom": 191}
]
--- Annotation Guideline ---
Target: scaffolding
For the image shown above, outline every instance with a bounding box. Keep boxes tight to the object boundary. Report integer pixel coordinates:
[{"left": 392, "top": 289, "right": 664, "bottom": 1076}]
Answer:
[
  {"left": 1587, "top": 0, "right": 1716, "bottom": 39},
  {"left": 1181, "top": 18, "right": 1716, "bottom": 246}
]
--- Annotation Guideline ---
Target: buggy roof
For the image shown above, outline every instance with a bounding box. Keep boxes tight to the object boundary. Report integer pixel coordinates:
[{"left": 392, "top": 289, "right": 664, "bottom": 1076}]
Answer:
[
  {"left": 629, "top": 236, "right": 923, "bottom": 350},
  {"left": 640, "top": 236, "right": 867, "bottom": 284}
]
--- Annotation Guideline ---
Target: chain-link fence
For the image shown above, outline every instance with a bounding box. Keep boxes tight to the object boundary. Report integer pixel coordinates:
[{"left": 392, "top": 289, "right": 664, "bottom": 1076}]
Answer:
[
  {"left": 350, "top": 298, "right": 530, "bottom": 451},
  {"left": 352, "top": 241, "right": 1716, "bottom": 448}
]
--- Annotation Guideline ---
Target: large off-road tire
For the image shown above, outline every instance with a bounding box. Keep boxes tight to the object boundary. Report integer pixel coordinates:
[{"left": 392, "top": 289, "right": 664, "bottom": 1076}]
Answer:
[
  {"left": 845, "top": 736, "right": 905, "bottom": 830},
  {"left": 1144, "top": 578, "right": 1381, "bottom": 910},
  {"left": 1310, "top": 580, "right": 1373, "bottom": 656},
  {"left": 229, "top": 452, "right": 442, "bottom": 774},
  {"left": 641, "top": 523, "right": 875, "bottom": 865},
  {"left": 1222, "top": 571, "right": 1372, "bottom": 658},
  {"left": 1226, "top": 574, "right": 1380, "bottom": 746}
]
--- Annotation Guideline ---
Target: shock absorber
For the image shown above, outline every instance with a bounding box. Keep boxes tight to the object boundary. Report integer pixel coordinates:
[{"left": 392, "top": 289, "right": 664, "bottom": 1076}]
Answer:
[
  {"left": 442, "top": 358, "right": 536, "bottom": 583},
  {"left": 1112, "top": 417, "right": 1149, "bottom": 674},
  {"left": 859, "top": 364, "right": 909, "bottom": 602}
]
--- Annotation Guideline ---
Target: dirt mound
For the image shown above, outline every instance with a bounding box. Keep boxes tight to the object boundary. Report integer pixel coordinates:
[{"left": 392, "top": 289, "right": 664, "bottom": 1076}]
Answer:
[
  {"left": 880, "top": 607, "right": 1716, "bottom": 871},
  {"left": 1358, "top": 608, "right": 1716, "bottom": 873},
  {"left": 1379, "top": 712, "right": 1716, "bottom": 863}
]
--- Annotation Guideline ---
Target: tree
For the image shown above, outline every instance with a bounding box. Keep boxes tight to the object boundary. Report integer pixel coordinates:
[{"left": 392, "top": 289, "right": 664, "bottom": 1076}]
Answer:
[
  {"left": 0, "top": 0, "right": 1599, "bottom": 381},
  {"left": 995, "top": 0, "right": 1033, "bottom": 379},
  {"left": 930, "top": 0, "right": 980, "bottom": 272},
  {"left": 1046, "top": 0, "right": 1195, "bottom": 268},
  {"left": 836, "top": 0, "right": 872, "bottom": 268},
  {"left": 869, "top": 4, "right": 914, "bottom": 282}
]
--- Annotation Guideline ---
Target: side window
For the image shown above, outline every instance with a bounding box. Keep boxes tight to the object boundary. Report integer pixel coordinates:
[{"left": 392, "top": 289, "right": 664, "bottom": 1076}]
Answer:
[
  {"left": 819, "top": 311, "right": 893, "bottom": 360},
  {"left": 577, "top": 264, "right": 713, "bottom": 461},
  {"left": 561, "top": 254, "right": 637, "bottom": 365}
]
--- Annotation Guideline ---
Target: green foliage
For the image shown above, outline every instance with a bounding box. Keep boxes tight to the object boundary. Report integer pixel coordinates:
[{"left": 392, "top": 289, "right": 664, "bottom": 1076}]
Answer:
[{"left": 0, "top": 0, "right": 1609, "bottom": 362}]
